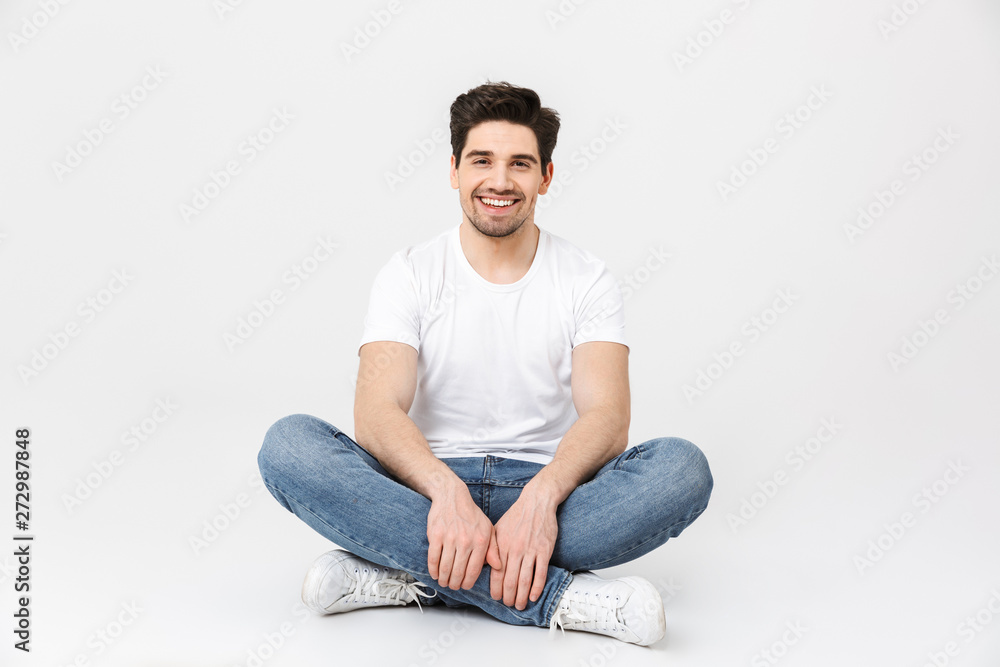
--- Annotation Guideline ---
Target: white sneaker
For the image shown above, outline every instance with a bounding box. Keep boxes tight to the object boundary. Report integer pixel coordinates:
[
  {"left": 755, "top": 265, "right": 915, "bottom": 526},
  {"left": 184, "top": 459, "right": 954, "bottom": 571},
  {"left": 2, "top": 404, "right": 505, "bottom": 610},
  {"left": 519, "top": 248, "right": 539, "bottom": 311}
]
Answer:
[
  {"left": 301, "top": 549, "right": 436, "bottom": 615},
  {"left": 549, "top": 571, "right": 666, "bottom": 646}
]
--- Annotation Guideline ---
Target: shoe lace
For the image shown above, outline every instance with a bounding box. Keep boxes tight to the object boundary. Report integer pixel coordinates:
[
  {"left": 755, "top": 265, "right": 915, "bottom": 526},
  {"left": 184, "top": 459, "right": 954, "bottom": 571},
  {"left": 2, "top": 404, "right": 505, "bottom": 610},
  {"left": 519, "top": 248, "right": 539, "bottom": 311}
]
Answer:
[
  {"left": 548, "top": 587, "right": 624, "bottom": 639},
  {"left": 341, "top": 566, "right": 438, "bottom": 611}
]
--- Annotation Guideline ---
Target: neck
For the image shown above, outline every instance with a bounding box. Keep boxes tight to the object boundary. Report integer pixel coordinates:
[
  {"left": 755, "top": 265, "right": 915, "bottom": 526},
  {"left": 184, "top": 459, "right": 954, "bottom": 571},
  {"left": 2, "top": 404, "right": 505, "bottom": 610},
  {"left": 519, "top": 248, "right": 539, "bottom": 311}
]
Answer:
[{"left": 459, "top": 220, "right": 539, "bottom": 285}]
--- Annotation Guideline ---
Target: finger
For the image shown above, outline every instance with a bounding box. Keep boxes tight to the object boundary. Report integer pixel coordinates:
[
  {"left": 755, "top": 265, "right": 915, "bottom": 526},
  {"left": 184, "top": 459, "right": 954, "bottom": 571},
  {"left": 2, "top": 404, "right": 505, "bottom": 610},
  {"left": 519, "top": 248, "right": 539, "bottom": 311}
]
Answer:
[
  {"left": 490, "top": 566, "right": 504, "bottom": 600},
  {"left": 488, "top": 531, "right": 504, "bottom": 599},
  {"left": 437, "top": 546, "right": 455, "bottom": 587},
  {"left": 448, "top": 546, "right": 471, "bottom": 590},
  {"left": 529, "top": 555, "right": 548, "bottom": 603},
  {"left": 503, "top": 556, "right": 522, "bottom": 607},
  {"left": 486, "top": 529, "right": 502, "bottom": 570},
  {"left": 427, "top": 537, "right": 442, "bottom": 580},
  {"left": 515, "top": 559, "right": 534, "bottom": 610},
  {"left": 462, "top": 543, "right": 487, "bottom": 590}
]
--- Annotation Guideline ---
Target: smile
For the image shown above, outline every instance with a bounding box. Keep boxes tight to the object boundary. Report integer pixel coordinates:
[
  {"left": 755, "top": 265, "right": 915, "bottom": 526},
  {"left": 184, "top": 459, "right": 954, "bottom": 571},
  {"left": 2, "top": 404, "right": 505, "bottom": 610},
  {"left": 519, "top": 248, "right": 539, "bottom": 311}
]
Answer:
[{"left": 478, "top": 196, "right": 518, "bottom": 209}]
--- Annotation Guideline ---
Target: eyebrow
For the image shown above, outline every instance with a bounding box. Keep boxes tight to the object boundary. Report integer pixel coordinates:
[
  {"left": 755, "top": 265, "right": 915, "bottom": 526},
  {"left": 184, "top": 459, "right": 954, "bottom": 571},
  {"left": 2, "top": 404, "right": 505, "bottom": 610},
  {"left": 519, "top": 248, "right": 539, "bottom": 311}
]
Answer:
[{"left": 464, "top": 149, "right": 539, "bottom": 165}]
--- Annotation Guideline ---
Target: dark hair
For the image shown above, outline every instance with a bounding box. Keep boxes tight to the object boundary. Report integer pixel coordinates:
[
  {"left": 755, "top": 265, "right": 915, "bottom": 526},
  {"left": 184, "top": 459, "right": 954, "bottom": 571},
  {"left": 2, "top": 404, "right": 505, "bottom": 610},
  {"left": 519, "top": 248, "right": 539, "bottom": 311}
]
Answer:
[{"left": 450, "top": 81, "right": 561, "bottom": 174}]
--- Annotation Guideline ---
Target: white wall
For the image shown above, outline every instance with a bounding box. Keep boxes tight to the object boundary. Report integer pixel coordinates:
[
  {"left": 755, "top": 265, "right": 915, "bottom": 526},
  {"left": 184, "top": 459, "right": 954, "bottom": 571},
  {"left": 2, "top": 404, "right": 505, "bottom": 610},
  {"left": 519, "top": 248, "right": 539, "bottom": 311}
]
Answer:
[{"left": 2, "top": 1, "right": 998, "bottom": 665}]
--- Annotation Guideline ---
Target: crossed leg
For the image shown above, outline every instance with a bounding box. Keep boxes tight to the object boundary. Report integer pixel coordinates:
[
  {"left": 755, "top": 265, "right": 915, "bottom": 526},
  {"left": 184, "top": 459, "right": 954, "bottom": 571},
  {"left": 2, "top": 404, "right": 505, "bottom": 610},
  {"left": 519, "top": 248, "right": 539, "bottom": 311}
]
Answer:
[{"left": 257, "top": 413, "right": 713, "bottom": 628}]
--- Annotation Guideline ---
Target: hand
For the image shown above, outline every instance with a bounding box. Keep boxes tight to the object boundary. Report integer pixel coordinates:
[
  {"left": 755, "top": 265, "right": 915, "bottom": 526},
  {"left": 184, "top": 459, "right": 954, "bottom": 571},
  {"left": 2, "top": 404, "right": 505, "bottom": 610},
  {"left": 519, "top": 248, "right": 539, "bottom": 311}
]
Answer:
[
  {"left": 488, "top": 488, "right": 559, "bottom": 610},
  {"left": 426, "top": 483, "right": 495, "bottom": 590}
]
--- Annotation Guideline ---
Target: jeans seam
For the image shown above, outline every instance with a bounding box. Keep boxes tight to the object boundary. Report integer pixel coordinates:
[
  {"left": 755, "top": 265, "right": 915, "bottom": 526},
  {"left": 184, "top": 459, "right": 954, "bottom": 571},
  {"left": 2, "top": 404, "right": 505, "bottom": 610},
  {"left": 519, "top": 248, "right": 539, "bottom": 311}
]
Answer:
[{"left": 543, "top": 570, "right": 572, "bottom": 625}]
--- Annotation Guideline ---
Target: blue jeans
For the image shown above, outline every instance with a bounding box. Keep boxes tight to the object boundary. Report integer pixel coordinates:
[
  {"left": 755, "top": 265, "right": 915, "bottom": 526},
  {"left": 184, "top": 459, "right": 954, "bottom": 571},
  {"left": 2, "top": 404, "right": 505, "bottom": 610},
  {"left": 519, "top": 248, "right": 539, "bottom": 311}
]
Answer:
[{"left": 257, "top": 414, "right": 713, "bottom": 628}]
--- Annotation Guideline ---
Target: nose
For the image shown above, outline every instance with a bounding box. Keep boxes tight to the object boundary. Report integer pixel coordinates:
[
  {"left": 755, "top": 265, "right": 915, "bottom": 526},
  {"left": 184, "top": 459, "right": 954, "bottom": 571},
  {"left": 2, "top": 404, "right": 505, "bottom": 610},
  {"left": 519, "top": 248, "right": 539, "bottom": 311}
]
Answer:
[{"left": 484, "top": 164, "right": 514, "bottom": 193}]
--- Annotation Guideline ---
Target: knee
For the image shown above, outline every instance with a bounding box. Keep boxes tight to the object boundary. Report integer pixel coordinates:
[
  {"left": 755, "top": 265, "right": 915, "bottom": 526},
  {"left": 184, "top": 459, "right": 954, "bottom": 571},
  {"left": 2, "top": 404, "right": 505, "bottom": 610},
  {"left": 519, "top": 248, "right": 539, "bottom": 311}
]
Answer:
[
  {"left": 257, "top": 413, "right": 327, "bottom": 481},
  {"left": 677, "top": 437, "right": 713, "bottom": 491},
  {"left": 649, "top": 437, "right": 714, "bottom": 506}
]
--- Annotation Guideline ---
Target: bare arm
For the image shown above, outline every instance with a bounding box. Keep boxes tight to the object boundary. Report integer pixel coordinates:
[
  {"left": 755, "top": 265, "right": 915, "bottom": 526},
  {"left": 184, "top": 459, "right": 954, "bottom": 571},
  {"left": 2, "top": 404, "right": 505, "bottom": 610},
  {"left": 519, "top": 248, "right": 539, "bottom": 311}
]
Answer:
[
  {"left": 489, "top": 340, "right": 630, "bottom": 608},
  {"left": 354, "top": 341, "right": 499, "bottom": 589},
  {"left": 354, "top": 341, "right": 453, "bottom": 498}
]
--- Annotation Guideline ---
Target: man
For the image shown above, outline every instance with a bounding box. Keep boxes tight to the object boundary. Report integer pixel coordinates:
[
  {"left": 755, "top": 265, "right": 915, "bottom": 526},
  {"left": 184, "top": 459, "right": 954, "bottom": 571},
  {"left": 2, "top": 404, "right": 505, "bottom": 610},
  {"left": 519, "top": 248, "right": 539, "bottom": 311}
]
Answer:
[{"left": 257, "top": 81, "right": 712, "bottom": 646}]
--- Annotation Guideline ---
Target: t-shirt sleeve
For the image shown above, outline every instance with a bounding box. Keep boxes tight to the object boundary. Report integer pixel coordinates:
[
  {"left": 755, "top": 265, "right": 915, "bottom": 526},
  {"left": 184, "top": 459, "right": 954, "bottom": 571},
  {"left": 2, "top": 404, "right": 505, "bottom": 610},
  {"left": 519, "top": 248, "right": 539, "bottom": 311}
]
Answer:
[
  {"left": 572, "top": 263, "right": 628, "bottom": 349},
  {"left": 358, "top": 252, "right": 421, "bottom": 355}
]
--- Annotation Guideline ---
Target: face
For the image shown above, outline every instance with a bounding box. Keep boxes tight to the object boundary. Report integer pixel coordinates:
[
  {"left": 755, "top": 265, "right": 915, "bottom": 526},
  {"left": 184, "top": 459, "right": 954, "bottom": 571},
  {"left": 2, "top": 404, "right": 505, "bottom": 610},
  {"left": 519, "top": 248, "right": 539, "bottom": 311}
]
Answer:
[{"left": 450, "top": 121, "right": 554, "bottom": 238}]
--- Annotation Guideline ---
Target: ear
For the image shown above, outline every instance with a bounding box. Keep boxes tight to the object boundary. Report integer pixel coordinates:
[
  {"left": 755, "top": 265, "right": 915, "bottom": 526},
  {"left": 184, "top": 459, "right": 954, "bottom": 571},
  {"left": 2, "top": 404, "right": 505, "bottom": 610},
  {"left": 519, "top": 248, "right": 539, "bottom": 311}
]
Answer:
[
  {"left": 537, "top": 161, "right": 554, "bottom": 195},
  {"left": 450, "top": 154, "right": 460, "bottom": 190}
]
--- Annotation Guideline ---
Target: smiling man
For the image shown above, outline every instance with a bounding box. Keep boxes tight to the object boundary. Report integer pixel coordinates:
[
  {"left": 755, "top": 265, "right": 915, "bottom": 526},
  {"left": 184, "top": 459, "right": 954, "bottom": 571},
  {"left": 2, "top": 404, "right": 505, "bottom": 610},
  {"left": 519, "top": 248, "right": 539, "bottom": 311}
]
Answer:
[{"left": 257, "top": 81, "right": 713, "bottom": 646}]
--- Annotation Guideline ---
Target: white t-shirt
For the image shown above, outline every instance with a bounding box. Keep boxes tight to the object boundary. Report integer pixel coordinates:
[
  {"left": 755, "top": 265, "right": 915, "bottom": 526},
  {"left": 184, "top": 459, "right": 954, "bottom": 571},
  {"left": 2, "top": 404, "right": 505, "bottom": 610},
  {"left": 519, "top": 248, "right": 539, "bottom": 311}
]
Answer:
[{"left": 358, "top": 222, "right": 627, "bottom": 464}]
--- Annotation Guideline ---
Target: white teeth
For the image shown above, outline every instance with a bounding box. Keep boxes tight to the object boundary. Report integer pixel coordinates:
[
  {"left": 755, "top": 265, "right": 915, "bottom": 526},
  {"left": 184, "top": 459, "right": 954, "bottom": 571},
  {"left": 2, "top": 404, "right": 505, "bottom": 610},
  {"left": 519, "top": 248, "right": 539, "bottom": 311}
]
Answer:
[{"left": 480, "top": 197, "right": 515, "bottom": 207}]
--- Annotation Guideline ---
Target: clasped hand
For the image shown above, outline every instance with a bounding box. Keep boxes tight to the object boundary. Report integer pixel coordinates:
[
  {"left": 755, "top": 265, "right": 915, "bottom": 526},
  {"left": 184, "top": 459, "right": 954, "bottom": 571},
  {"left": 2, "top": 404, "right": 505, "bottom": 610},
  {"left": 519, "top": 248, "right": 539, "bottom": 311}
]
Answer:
[{"left": 426, "top": 487, "right": 558, "bottom": 610}]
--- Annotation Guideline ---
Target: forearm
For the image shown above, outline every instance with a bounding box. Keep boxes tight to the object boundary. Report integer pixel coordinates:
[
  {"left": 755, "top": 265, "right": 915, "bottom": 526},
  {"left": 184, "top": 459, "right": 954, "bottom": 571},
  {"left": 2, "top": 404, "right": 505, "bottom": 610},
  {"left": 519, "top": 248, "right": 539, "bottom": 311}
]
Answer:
[
  {"left": 526, "top": 408, "right": 628, "bottom": 506},
  {"left": 354, "top": 402, "right": 463, "bottom": 501},
  {"left": 489, "top": 410, "right": 625, "bottom": 607},
  {"left": 357, "top": 401, "right": 495, "bottom": 589}
]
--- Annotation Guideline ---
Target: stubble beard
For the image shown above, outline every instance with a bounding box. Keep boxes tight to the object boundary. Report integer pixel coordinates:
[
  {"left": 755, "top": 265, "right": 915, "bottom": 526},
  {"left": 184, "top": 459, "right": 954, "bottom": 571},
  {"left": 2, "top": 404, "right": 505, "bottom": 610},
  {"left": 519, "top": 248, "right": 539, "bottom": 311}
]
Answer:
[{"left": 462, "top": 192, "right": 533, "bottom": 239}]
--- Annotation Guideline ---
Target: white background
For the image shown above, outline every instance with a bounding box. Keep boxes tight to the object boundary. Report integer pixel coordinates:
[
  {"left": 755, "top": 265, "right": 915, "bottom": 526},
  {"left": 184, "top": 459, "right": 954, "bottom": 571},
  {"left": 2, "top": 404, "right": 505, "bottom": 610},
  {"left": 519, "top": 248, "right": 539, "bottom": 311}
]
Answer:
[{"left": 2, "top": 1, "right": 999, "bottom": 665}]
